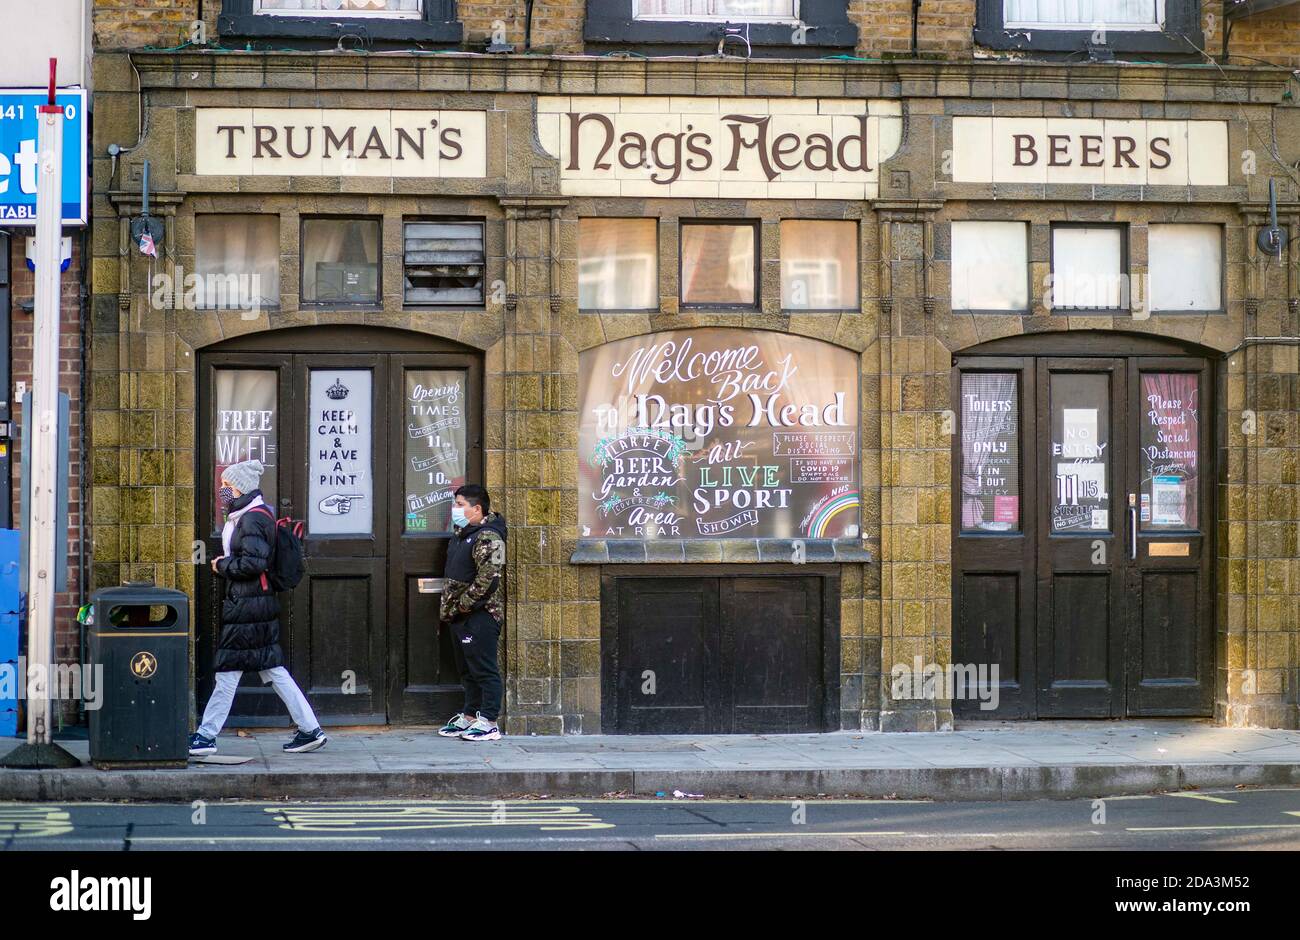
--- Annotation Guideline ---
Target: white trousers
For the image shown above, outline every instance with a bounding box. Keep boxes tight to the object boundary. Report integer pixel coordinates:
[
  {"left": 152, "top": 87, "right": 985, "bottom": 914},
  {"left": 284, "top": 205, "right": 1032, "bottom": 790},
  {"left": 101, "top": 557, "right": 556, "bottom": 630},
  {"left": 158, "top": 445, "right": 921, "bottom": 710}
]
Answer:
[{"left": 197, "top": 667, "right": 320, "bottom": 739}]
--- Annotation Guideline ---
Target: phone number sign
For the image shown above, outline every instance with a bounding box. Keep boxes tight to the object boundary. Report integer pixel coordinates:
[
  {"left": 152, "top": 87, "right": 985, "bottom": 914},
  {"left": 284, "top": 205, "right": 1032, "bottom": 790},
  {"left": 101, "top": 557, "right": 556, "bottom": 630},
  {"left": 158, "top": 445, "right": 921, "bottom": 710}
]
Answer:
[{"left": 0, "top": 89, "right": 87, "bottom": 226}]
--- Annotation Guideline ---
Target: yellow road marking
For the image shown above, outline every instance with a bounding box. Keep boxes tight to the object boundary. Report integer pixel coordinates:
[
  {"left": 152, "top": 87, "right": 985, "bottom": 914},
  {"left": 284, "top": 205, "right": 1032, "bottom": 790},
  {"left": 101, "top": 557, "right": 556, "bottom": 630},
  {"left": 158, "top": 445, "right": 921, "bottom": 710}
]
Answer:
[
  {"left": 271, "top": 802, "right": 614, "bottom": 832},
  {"left": 1166, "top": 792, "right": 1237, "bottom": 804},
  {"left": 129, "top": 836, "right": 382, "bottom": 843},
  {"left": 0, "top": 807, "right": 72, "bottom": 838}
]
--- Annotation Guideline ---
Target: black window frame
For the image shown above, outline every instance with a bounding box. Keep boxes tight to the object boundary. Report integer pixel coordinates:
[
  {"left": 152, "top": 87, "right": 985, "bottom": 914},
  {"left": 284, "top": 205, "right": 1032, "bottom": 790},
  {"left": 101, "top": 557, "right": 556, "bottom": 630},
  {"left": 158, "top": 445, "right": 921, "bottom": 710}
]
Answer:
[
  {"left": 401, "top": 216, "right": 488, "bottom": 310},
  {"left": 1048, "top": 222, "right": 1130, "bottom": 315},
  {"left": 219, "top": 0, "right": 462, "bottom": 47},
  {"left": 974, "top": 0, "right": 1204, "bottom": 58},
  {"left": 679, "top": 219, "right": 761, "bottom": 312},
  {"left": 300, "top": 215, "right": 384, "bottom": 309},
  {"left": 584, "top": 0, "right": 857, "bottom": 57}
]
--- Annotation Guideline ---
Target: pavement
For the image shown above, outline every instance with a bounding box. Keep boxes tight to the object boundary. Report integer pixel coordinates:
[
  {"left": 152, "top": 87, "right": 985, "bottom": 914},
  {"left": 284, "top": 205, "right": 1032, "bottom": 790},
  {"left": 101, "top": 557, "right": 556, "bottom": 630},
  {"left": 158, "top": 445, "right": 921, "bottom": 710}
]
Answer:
[{"left": 5, "top": 719, "right": 1300, "bottom": 802}]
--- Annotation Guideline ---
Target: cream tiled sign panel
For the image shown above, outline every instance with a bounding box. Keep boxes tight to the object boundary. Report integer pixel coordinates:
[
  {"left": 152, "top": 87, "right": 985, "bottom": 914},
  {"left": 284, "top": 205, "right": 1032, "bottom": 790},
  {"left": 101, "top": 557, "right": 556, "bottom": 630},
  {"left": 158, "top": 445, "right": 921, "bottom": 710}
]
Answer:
[
  {"left": 537, "top": 97, "right": 904, "bottom": 199},
  {"left": 952, "top": 117, "right": 1229, "bottom": 187},
  {"left": 195, "top": 109, "right": 487, "bottom": 177}
]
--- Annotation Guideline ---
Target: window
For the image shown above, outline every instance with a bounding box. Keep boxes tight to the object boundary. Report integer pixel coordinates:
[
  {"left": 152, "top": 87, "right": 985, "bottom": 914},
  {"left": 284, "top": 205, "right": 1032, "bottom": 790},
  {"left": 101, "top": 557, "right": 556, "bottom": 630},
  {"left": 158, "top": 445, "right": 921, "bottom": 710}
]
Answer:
[
  {"left": 219, "top": 0, "right": 461, "bottom": 45},
  {"left": 579, "top": 219, "right": 658, "bottom": 312},
  {"left": 301, "top": 218, "right": 381, "bottom": 306},
  {"left": 585, "top": 0, "right": 857, "bottom": 56},
  {"left": 780, "top": 220, "right": 858, "bottom": 311},
  {"left": 195, "top": 215, "right": 281, "bottom": 310},
  {"left": 680, "top": 221, "right": 758, "bottom": 308},
  {"left": 1148, "top": 224, "right": 1222, "bottom": 313},
  {"left": 975, "top": 0, "right": 1201, "bottom": 56},
  {"left": 1050, "top": 225, "right": 1126, "bottom": 312},
  {"left": 256, "top": 0, "right": 422, "bottom": 15},
  {"left": 214, "top": 370, "right": 278, "bottom": 531},
  {"left": 1139, "top": 371, "right": 1199, "bottom": 531},
  {"left": 1003, "top": 0, "right": 1161, "bottom": 29},
  {"left": 635, "top": 1, "right": 799, "bottom": 21},
  {"left": 961, "top": 372, "right": 1021, "bottom": 533},
  {"left": 951, "top": 221, "right": 1028, "bottom": 313},
  {"left": 403, "top": 220, "right": 485, "bottom": 307}
]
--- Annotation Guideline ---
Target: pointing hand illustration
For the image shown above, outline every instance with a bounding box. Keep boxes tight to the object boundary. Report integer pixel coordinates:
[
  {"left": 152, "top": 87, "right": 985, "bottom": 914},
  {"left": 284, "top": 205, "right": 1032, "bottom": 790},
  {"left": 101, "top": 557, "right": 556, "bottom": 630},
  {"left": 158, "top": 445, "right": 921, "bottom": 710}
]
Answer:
[{"left": 319, "top": 494, "right": 364, "bottom": 515}]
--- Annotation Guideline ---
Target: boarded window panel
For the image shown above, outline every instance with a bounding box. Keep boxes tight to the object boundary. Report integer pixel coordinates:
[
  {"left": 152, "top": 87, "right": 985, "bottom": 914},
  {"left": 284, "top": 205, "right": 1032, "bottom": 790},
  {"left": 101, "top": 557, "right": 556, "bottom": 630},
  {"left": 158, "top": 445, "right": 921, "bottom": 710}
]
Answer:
[
  {"left": 1003, "top": 0, "right": 1159, "bottom": 27},
  {"left": 403, "top": 220, "right": 485, "bottom": 306},
  {"left": 1149, "top": 224, "right": 1221, "bottom": 312},
  {"left": 195, "top": 215, "right": 280, "bottom": 309},
  {"left": 681, "top": 223, "right": 757, "bottom": 307},
  {"left": 781, "top": 220, "right": 858, "bottom": 311},
  {"left": 951, "top": 221, "right": 1028, "bottom": 312},
  {"left": 1052, "top": 226, "right": 1124, "bottom": 310},
  {"left": 578, "top": 218, "right": 658, "bottom": 311}
]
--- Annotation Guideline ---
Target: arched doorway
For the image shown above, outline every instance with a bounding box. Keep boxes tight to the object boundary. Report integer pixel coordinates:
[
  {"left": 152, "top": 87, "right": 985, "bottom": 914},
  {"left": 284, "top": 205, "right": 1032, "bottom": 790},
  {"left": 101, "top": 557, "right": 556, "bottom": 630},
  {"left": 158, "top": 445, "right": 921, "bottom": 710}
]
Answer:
[
  {"left": 196, "top": 326, "right": 483, "bottom": 726},
  {"left": 951, "top": 331, "right": 1215, "bottom": 719}
]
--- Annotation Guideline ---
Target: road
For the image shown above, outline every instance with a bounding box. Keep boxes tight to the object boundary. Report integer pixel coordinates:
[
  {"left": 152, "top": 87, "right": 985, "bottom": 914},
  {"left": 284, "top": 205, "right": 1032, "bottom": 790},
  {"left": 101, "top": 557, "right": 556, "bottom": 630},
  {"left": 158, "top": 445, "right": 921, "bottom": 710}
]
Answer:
[{"left": 4, "top": 786, "right": 1300, "bottom": 850}]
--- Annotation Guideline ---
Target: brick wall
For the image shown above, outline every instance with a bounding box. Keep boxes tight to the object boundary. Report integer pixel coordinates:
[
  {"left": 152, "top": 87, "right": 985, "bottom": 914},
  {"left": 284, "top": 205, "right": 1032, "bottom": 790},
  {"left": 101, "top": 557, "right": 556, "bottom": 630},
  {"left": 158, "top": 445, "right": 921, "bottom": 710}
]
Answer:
[
  {"left": 88, "top": 0, "right": 1300, "bottom": 66},
  {"left": 8, "top": 233, "right": 87, "bottom": 724}
]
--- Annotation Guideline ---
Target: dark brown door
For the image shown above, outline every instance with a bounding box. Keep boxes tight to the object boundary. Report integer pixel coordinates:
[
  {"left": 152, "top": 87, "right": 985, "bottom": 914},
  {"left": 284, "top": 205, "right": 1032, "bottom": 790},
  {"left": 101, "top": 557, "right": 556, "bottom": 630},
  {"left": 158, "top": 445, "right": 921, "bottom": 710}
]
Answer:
[
  {"left": 953, "top": 347, "right": 1213, "bottom": 719},
  {"left": 198, "top": 339, "right": 481, "bottom": 726},
  {"left": 604, "top": 572, "right": 833, "bottom": 734}
]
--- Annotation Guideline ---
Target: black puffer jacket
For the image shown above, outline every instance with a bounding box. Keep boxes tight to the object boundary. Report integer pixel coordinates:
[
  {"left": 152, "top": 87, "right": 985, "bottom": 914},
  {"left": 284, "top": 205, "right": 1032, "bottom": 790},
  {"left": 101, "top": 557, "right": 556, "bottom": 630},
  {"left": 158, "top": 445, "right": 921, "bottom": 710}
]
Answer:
[{"left": 214, "top": 491, "right": 284, "bottom": 672}]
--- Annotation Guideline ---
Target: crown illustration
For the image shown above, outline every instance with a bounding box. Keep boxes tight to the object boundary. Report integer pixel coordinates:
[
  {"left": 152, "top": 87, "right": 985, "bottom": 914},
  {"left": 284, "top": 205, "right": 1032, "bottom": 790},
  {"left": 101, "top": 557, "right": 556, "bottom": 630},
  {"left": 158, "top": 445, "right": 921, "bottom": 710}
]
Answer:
[{"left": 326, "top": 377, "right": 350, "bottom": 400}]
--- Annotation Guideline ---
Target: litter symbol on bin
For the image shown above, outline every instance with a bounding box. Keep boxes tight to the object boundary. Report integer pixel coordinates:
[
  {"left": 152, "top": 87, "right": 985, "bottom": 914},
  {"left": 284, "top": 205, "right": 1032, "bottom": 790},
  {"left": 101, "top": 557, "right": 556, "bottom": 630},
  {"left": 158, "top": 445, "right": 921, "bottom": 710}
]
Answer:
[{"left": 130, "top": 651, "right": 158, "bottom": 679}]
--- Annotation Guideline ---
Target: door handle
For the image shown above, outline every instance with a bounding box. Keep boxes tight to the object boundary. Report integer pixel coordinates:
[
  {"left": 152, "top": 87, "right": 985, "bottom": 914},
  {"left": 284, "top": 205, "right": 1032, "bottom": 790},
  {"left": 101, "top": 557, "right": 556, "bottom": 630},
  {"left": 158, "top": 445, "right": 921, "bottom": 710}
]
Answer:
[{"left": 1128, "top": 493, "right": 1137, "bottom": 561}]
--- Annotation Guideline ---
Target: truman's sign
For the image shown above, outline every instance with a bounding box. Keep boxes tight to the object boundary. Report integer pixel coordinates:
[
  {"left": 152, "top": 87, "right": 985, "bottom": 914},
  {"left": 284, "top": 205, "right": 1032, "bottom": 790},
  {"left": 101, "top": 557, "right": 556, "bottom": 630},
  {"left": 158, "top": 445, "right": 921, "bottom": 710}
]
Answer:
[
  {"left": 953, "top": 117, "right": 1228, "bottom": 187},
  {"left": 538, "top": 97, "right": 902, "bottom": 199},
  {"left": 195, "top": 108, "right": 487, "bottom": 177}
]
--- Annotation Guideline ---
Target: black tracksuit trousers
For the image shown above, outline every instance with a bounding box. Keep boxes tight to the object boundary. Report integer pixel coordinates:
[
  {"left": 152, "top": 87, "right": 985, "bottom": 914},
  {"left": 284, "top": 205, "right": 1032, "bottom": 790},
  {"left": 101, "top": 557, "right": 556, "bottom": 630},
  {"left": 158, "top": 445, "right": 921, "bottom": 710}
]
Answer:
[{"left": 450, "top": 609, "right": 502, "bottom": 722}]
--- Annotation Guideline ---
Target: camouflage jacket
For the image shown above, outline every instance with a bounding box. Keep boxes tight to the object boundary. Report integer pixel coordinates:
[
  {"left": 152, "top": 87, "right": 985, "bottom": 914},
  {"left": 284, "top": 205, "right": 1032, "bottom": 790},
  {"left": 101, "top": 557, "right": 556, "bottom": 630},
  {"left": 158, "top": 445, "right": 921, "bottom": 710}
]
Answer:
[{"left": 439, "top": 515, "right": 506, "bottom": 626}]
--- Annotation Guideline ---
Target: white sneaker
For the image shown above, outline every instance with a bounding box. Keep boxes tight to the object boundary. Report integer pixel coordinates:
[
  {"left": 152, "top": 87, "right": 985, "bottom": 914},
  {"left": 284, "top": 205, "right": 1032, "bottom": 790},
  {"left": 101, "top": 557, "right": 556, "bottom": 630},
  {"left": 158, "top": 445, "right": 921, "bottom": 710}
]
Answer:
[{"left": 459, "top": 716, "right": 501, "bottom": 741}]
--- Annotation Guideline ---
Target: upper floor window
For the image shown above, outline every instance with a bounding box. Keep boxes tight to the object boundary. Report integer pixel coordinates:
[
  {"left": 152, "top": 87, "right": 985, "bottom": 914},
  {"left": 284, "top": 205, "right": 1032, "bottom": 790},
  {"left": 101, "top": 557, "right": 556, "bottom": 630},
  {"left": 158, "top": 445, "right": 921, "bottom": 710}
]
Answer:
[
  {"left": 975, "top": 0, "right": 1199, "bottom": 57},
  {"left": 1003, "top": 0, "right": 1162, "bottom": 29},
  {"left": 256, "top": 0, "right": 423, "bottom": 15},
  {"left": 220, "top": 0, "right": 461, "bottom": 47},
  {"left": 634, "top": 0, "right": 799, "bottom": 22}
]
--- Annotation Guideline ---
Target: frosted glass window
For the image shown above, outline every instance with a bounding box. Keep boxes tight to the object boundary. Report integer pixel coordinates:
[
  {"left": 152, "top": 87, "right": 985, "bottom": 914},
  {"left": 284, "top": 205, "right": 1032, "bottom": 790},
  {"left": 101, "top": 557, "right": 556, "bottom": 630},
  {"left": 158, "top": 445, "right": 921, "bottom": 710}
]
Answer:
[
  {"left": 578, "top": 219, "right": 658, "bottom": 311},
  {"left": 781, "top": 220, "right": 858, "bottom": 311},
  {"left": 256, "top": 0, "right": 422, "bottom": 14},
  {"left": 635, "top": 1, "right": 797, "bottom": 20},
  {"left": 681, "top": 222, "right": 757, "bottom": 307},
  {"left": 1003, "top": 0, "right": 1161, "bottom": 27},
  {"left": 951, "top": 221, "right": 1028, "bottom": 313},
  {"left": 1051, "top": 225, "right": 1125, "bottom": 310},
  {"left": 1149, "top": 224, "right": 1222, "bottom": 312},
  {"left": 195, "top": 215, "right": 280, "bottom": 310}
]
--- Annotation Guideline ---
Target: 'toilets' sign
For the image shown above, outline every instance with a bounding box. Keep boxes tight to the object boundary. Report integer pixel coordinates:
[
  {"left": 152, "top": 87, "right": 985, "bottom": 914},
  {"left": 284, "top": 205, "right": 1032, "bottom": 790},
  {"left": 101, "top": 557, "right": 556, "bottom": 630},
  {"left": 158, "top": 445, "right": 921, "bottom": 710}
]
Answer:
[{"left": 0, "top": 88, "right": 87, "bottom": 226}]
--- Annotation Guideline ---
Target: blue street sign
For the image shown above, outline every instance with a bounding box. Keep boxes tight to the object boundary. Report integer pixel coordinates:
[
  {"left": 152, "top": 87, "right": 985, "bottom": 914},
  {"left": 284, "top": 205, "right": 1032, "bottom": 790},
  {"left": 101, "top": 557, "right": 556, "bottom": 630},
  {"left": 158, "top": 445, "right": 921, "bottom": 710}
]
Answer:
[{"left": 0, "top": 88, "right": 87, "bottom": 227}]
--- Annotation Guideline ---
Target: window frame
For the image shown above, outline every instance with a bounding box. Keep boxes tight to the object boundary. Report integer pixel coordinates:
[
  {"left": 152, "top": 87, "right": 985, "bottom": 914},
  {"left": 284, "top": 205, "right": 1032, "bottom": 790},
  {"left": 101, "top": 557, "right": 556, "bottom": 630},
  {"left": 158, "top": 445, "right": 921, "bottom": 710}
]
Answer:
[
  {"left": 1146, "top": 222, "right": 1226, "bottom": 316},
  {"left": 1049, "top": 222, "right": 1130, "bottom": 315},
  {"left": 678, "top": 219, "right": 761, "bottom": 312},
  {"left": 974, "top": 0, "right": 1203, "bottom": 57},
  {"left": 299, "top": 215, "right": 384, "bottom": 309},
  {"left": 194, "top": 213, "right": 283, "bottom": 312},
  {"left": 949, "top": 220, "right": 1032, "bottom": 316},
  {"left": 779, "top": 219, "right": 860, "bottom": 314},
  {"left": 401, "top": 217, "right": 487, "bottom": 310},
  {"left": 634, "top": 0, "right": 800, "bottom": 23},
  {"left": 219, "top": 0, "right": 462, "bottom": 45},
  {"left": 584, "top": 0, "right": 857, "bottom": 56},
  {"left": 577, "top": 217, "right": 661, "bottom": 315}
]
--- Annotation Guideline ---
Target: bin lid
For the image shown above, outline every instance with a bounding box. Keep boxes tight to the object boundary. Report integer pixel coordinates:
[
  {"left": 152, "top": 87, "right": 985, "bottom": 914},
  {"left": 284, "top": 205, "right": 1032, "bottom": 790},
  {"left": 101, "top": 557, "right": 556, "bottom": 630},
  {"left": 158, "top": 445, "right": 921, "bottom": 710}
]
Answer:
[{"left": 92, "top": 584, "right": 189, "bottom": 606}]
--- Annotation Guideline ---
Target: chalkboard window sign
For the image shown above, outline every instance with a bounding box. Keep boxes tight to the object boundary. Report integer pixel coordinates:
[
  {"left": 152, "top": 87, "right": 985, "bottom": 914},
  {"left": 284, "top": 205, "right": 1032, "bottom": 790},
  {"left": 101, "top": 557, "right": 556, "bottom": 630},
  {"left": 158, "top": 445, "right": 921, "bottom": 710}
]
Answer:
[
  {"left": 1139, "top": 372, "right": 1198, "bottom": 531},
  {"left": 960, "top": 372, "right": 1020, "bottom": 532},
  {"left": 403, "top": 368, "right": 467, "bottom": 533},
  {"left": 214, "top": 369, "right": 278, "bottom": 529}
]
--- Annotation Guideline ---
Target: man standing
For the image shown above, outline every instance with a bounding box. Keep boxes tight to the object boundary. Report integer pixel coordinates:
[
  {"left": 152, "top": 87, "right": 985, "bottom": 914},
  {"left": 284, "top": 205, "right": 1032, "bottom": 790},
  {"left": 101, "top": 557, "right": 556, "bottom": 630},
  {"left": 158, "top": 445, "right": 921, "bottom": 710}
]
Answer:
[{"left": 438, "top": 484, "right": 507, "bottom": 742}]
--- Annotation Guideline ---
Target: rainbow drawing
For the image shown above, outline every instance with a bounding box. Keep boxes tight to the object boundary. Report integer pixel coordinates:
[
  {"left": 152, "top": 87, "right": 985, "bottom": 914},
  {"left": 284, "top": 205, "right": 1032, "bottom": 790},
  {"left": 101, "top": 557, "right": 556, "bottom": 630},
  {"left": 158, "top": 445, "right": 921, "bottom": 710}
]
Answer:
[{"left": 806, "top": 491, "right": 860, "bottom": 538}]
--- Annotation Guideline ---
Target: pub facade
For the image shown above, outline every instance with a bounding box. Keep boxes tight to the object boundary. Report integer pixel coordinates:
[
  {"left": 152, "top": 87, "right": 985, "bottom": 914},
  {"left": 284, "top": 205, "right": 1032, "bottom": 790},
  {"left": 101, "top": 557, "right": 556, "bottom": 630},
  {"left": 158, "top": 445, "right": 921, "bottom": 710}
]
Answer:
[{"left": 88, "top": 0, "right": 1300, "bottom": 733}]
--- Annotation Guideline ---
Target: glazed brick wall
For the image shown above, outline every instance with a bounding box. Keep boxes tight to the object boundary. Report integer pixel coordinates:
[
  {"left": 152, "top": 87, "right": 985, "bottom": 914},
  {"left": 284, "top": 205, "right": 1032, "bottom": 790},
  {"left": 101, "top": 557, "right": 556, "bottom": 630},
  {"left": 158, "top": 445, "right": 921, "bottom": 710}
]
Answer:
[{"left": 8, "top": 233, "right": 87, "bottom": 724}]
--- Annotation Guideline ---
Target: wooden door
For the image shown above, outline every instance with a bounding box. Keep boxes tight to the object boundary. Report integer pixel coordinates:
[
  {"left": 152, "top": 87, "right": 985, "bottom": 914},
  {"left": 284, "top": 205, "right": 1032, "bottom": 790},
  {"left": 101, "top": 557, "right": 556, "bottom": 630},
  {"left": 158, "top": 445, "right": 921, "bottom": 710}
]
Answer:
[{"left": 1036, "top": 357, "right": 1128, "bottom": 718}]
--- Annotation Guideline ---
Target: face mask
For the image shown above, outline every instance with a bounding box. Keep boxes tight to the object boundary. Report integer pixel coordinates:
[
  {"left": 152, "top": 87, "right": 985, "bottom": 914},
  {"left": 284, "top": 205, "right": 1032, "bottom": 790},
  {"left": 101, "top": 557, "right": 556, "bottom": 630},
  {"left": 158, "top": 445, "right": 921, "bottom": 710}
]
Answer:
[
  {"left": 219, "top": 486, "right": 236, "bottom": 514},
  {"left": 450, "top": 506, "right": 468, "bottom": 529}
]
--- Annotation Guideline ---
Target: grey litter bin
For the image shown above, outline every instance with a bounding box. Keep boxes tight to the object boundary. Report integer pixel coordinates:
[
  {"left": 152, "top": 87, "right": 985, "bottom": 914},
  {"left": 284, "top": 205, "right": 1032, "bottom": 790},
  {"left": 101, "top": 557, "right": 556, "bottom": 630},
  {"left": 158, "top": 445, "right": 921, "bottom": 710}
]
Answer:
[{"left": 87, "top": 583, "right": 189, "bottom": 769}]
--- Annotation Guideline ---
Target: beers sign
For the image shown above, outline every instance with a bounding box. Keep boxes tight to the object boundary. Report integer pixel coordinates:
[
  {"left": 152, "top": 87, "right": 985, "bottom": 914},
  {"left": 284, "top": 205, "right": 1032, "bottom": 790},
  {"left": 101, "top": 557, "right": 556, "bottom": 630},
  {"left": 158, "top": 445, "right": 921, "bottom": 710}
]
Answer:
[
  {"left": 578, "top": 328, "right": 860, "bottom": 540},
  {"left": 538, "top": 97, "right": 903, "bottom": 199},
  {"left": 195, "top": 109, "right": 487, "bottom": 177}
]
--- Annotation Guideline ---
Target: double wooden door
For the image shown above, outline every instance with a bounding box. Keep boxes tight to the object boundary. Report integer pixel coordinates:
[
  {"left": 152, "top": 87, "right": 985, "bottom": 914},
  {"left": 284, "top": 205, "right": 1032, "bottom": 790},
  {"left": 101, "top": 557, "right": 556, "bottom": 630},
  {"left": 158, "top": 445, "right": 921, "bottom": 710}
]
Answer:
[
  {"left": 953, "top": 353, "right": 1213, "bottom": 718},
  {"left": 197, "top": 337, "right": 481, "bottom": 725}
]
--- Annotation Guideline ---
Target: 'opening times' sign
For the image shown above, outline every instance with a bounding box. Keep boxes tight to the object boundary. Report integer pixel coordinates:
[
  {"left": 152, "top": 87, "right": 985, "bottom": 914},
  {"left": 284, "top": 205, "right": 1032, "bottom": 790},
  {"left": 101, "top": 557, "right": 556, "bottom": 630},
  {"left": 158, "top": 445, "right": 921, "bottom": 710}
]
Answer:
[{"left": 0, "top": 88, "right": 87, "bottom": 226}]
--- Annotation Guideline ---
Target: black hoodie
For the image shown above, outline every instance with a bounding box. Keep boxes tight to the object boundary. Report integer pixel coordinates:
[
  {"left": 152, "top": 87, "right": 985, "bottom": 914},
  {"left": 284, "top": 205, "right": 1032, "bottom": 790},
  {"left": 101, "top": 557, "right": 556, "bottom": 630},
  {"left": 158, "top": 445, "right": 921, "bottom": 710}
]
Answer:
[{"left": 440, "top": 511, "right": 507, "bottom": 625}]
